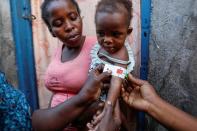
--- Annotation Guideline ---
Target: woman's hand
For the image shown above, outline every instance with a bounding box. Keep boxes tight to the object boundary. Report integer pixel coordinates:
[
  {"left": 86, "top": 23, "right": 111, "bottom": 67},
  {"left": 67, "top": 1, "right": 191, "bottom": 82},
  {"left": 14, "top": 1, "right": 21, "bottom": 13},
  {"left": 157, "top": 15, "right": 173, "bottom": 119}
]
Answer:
[
  {"left": 121, "top": 74, "right": 159, "bottom": 112},
  {"left": 79, "top": 64, "right": 111, "bottom": 103}
]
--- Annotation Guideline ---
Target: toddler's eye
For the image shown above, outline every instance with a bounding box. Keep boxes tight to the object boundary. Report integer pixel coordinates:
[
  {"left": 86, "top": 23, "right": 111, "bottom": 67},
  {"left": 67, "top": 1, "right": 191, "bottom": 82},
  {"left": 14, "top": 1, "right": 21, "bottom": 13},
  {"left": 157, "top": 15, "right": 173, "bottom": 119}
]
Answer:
[
  {"left": 52, "top": 19, "right": 63, "bottom": 27},
  {"left": 112, "top": 32, "right": 121, "bottom": 37},
  {"left": 70, "top": 13, "right": 78, "bottom": 21},
  {"left": 96, "top": 31, "right": 105, "bottom": 37}
]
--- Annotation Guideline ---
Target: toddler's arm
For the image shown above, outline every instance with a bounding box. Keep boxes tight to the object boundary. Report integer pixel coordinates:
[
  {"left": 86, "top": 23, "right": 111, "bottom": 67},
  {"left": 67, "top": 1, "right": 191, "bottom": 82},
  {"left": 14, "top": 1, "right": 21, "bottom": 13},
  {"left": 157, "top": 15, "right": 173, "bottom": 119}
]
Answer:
[{"left": 106, "top": 76, "right": 123, "bottom": 107}]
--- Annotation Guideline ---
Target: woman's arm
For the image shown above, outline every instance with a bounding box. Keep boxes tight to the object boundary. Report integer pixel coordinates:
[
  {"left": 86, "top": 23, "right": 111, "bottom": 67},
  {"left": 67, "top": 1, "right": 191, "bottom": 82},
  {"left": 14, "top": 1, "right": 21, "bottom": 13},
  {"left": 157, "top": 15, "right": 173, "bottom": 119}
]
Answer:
[
  {"left": 32, "top": 66, "right": 111, "bottom": 130},
  {"left": 32, "top": 93, "right": 92, "bottom": 130}
]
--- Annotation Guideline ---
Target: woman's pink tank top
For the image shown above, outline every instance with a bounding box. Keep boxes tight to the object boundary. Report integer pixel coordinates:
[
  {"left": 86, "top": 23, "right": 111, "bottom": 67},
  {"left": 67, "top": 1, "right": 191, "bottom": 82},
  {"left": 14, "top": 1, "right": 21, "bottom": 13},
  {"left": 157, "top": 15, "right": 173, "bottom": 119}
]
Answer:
[{"left": 45, "top": 37, "right": 96, "bottom": 107}]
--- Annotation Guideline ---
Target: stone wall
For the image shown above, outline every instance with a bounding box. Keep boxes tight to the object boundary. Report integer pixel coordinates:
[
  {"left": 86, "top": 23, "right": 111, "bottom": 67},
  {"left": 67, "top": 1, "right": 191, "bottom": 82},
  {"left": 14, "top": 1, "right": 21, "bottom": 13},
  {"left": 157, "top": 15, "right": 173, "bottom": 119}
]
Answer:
[
  {"left": 0, "top": 0, "right": 18, "bottom": 87},
  {"left": 148, "top": 0, "right": 197, "bottom": 130}
]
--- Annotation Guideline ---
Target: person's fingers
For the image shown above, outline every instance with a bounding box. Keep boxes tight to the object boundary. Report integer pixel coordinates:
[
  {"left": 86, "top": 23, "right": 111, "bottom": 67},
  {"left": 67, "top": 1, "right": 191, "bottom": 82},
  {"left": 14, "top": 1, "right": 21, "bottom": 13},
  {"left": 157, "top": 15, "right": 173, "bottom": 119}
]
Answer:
[
  {"left": 121, "top": 88, "right": 126, "bottom": 98},
  {"left": 88, "top": 128, "right": 95, "bottom": 131},
  {"left": 92, "top": 119, "right": 100, "bottom": 127},
  {"left": 126, "top": 85, "right": 133, "bottom": 93},
  {"left": 122, "top": 79, "right": 136, "bottom": 93},
  {"left": 121, "top": 88, "right": 131, "bottom": 104},
  {"left": 122, "top": 82, "right": 131, "bottom": 93},
  {"left": 128, "top": 90, "right": 135, "bottom": 107},
  {"left": 92, "top": 115, "right": 102, "bottom": 126},
  {"left": 121, "top": 88, "right": 129, "bottom": 97},
  {"left": 121, "top": 87, "right": 125, "bottom": 92},
  {"left": 92, "top": 111, "right": 104, "bottom": 126},
  {"left": 97, "top": 101, "right": 104, "bottom": 109},
  {"left": 94, "top": 64, "right": 105, "bottom": 73},
  {"left": 122, "top": 94, "right": 129, "bottom": 104},
  {"left": 87, "top": 123, "right": 94, "bottom": 130},
  {"left": 122, "top": 79, "right": 129, "bottom": 88},
  {"left": 128, "top": 74, "right": 146, "bottom": 86},
  {"left": 93, "top": 125, "right": 99, "bottom": 131},
  {"left": 90, "top": 101, "right": 104, "bottom": 114},
  {"left": 96, "top": 110, "right": 102, "bottom": 116},
  {"left": 135, "top": 86, "right": 140, "bottom": 90},
  {"left": 96, "top": 71, "right": 111, "bottom": 82},
  {"left": 89, "top": 64, "right": 104, "bottom": 77},
  {"left": 91, "top": 119, "right": 94, "bottom": 124},
  {"left": 93, "top": 115, "right": 99, "bottom": 122}
]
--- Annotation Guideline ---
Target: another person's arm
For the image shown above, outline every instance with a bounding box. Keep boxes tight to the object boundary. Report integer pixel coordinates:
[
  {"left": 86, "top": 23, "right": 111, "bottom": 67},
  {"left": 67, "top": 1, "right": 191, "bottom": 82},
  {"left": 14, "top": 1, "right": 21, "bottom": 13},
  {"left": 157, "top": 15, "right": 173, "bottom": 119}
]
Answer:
[
  {"left": 122, "top": 74, "right": 197, "bottom": 131},
  {"left": 32, "top": 66, "right": 111, "bottom": 131}
]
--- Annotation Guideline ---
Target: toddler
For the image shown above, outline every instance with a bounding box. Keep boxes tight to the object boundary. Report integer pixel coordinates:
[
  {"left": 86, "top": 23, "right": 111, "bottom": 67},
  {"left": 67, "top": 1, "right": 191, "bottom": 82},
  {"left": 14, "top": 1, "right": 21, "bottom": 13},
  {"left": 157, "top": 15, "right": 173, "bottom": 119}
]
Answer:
[
  {"left": 89, "top": 0, "right": 135, "bottom": 130},
  {"left": 90, "top": 0, "right": 135, "bottom": 107}
]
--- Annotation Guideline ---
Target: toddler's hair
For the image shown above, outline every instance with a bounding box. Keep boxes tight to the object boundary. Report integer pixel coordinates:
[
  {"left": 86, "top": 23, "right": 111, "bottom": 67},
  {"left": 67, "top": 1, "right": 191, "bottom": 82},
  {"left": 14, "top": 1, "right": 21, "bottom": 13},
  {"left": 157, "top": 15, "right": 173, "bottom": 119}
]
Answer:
[
  {"left": 95, "top": 0, "right": 133, "bottom": 27},
  {"left": 41, "top": 0, "right": 81, "bottom": 28}
]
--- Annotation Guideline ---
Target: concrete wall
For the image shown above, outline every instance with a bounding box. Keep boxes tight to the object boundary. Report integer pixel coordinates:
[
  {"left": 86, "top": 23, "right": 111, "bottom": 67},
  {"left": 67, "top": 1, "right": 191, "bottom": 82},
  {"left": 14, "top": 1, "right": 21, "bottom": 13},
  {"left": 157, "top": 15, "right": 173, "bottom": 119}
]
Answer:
[
  {"left": 0, "top": 0, "right": 18, "bottom": 87},
  {"left": 148, "top": 0, "right": 197, "bottom": 130}
]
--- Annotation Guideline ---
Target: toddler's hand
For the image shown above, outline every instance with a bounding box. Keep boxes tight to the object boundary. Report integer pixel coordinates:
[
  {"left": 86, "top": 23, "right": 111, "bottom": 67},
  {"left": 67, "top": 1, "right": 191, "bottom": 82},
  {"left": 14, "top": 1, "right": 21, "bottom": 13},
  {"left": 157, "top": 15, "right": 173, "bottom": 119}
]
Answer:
[
  {"left": 73, "top": 101, "right": 104, "bottom": 126},
  {"left": 87, "top": 100, "right": 121, "bottom": 131}
]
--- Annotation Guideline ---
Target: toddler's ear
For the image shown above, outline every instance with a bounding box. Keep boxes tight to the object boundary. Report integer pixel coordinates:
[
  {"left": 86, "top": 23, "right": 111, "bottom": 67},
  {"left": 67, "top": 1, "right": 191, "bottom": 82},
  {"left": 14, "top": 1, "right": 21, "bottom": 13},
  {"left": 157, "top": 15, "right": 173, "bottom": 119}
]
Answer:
[
  {"left": 49, "top": 27, "right": 56, "bottom": 37},
  {"left": 127, "top": 27, "right": 133, "bottom": 35}
]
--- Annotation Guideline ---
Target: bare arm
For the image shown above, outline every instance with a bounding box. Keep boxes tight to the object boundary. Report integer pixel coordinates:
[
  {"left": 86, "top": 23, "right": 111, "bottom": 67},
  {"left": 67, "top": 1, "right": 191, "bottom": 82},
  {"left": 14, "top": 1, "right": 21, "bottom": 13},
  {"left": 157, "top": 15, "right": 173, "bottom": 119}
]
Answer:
[
  {"left": 122, "top": 74, "right": 197, "bottom": 131},
  {"left": 106, "top": 76, "right": 122, "bottom": 106},
  {"left": 32, "top": 93, "right": 92, "bottom": 130},
  {"left": 148, "top": 95, "right": 197, "bottom": 131}
]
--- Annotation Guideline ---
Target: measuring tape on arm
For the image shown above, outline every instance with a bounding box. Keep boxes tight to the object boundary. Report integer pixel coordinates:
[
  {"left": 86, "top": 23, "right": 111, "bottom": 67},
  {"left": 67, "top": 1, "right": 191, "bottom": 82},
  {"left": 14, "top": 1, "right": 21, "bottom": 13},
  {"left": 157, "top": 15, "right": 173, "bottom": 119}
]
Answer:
[{"left": 103, "top": 64, "right": 127, "bottom": 79}]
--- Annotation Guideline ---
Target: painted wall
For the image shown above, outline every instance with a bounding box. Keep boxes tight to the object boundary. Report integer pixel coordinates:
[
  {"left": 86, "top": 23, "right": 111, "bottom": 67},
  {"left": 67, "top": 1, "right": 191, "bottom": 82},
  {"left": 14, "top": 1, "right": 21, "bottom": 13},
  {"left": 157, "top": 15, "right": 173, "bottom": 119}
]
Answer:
[
  {"left": 148, "top": 0, "right": 197, "bottom": 130},
  {"left": 0, "top": 0, "right": 18, "bottom": 87},
  {"left": 31, "top": 0, "right": 141, "bottom": 108}
]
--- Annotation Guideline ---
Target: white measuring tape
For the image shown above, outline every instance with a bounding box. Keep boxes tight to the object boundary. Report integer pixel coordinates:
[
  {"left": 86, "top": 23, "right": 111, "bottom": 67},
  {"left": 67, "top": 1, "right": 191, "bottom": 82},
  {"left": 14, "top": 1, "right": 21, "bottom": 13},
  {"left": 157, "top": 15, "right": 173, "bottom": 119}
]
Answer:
[{"left": 103, "top": 64, "right": 127, "bottom": 79}]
